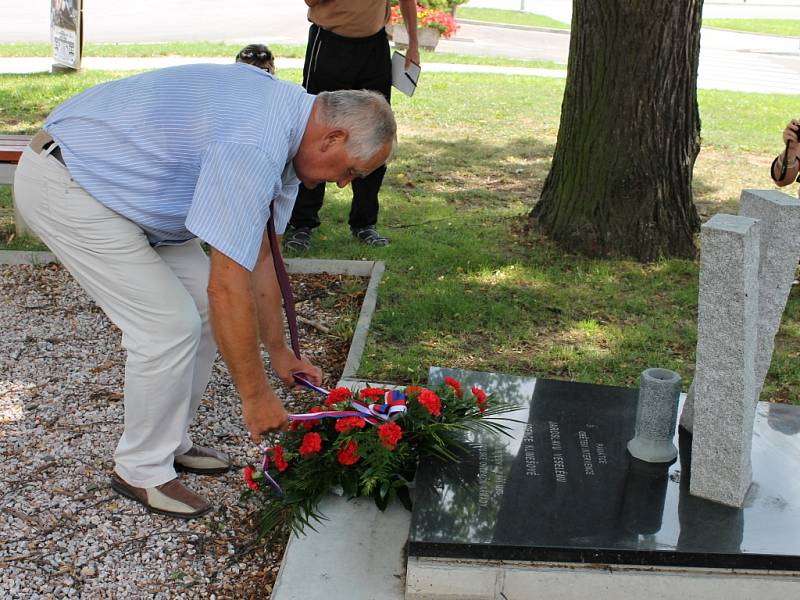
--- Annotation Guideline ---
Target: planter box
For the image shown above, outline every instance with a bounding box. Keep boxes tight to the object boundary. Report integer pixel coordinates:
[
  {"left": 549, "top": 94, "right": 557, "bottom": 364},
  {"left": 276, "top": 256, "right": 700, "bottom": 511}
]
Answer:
[{"left": 387, "top": 23, "right": 441, "bottom": 51}]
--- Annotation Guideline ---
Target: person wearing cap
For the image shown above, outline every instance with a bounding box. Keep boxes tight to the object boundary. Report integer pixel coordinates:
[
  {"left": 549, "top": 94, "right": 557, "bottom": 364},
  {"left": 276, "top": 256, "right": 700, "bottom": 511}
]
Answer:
[
  {"left": 13, "top": 63, "right": 396, "bottom": 519},
  {"left": 283, "top": 0, "right": 419, "bottom": 251}
]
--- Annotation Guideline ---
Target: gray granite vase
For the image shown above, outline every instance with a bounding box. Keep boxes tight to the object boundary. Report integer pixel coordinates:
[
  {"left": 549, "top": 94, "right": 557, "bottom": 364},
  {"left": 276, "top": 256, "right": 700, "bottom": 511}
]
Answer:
[{"left": 627, "top": 368, "right": 681, "bottom": 463}]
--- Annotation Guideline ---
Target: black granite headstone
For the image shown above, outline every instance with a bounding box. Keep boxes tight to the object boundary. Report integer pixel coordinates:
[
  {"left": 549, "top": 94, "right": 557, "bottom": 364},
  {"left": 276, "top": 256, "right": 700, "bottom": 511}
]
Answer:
[{"left": 408, "top": 367, "right": 800, "bottom": 570}]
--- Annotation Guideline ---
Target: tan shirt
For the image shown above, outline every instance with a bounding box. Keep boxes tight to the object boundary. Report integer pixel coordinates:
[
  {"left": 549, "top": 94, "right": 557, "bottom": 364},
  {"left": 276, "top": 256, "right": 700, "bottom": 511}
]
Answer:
[{"left": 308, "top": 0, "right": 390, "bottom": 38}]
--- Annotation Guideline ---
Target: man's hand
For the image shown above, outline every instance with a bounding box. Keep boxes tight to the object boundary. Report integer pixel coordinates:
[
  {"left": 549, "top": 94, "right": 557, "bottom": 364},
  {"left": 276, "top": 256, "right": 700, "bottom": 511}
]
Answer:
[
  {"left": 405, "top": 45, "right": 420, "bottom": 70},
  {"left": 242, "top": 388, "right": 290, "bottom": 443},
  {"left": 270, "top": 344, "right": 323, "bottom": 387},
  {"left": 783, "top": 119, "right": 799, "bottom": 151}
]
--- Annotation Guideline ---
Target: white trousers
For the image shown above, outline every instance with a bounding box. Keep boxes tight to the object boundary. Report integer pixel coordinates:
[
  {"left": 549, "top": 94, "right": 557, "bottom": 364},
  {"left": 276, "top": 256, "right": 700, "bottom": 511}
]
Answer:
[{"left": 14, "top": 146, "right": 218, "bottom": 487}]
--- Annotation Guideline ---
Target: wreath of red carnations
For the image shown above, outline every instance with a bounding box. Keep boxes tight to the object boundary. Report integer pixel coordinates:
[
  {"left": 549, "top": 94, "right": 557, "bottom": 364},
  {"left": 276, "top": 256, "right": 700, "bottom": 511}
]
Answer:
[{"left": 242, "top": 378, "right": 513, "bottom": 541}]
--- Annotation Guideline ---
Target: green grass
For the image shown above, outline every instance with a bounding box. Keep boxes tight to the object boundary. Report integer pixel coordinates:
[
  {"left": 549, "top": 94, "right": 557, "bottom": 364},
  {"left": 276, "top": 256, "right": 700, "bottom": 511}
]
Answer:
[
  {"left": 0, "top": 41, "right": 563, "bottom": 69},
  {"left": 1, "top": 69, "right": 798, "bottom": 403},
  {"left": 457, "top": 8, "right": 569, "bottom": 29},
  {"left": 703, "top": 19, "right": 800, "bottom": 38}
]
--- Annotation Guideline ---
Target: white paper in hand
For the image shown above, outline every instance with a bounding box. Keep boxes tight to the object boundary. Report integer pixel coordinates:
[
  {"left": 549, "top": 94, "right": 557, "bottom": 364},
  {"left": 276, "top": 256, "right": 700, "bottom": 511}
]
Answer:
[{"left": 391, "top": 51, "right": 420, "bottom": 97}]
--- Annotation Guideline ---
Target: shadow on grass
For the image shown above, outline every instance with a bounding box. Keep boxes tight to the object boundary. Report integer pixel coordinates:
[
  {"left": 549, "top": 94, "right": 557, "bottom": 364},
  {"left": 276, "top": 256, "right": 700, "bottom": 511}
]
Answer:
[
  {"left": 385, "top": 135, "right": 554, "bottom": 210},
  {"left": 693, "top": 173, "right": 740, "bottom": 218}
]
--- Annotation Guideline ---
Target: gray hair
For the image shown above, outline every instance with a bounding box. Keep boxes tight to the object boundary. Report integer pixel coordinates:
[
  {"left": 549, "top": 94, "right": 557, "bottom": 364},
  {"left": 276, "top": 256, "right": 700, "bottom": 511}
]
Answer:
[{"left": 316, "top": 90, "right": 397, "bottom": 162}]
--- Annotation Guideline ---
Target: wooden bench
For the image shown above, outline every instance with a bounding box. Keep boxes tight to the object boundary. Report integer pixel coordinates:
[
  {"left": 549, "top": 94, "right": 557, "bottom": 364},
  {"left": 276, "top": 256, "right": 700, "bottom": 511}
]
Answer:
[
  {"left": 1, "top": 135, "right": 34, "bottom": 236},
  {"left": 0, "top": 134, "right": 31, "bottom": 185}
]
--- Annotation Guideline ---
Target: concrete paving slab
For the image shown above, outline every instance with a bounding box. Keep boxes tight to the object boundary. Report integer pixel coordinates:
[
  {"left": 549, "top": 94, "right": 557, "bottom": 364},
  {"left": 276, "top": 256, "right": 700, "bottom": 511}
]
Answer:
[
  {"left": 407, "top": 557, "right": 800, "bottom": 600},
  {"left": 272, "top": 495, "right": 410, "bottom": 600}
]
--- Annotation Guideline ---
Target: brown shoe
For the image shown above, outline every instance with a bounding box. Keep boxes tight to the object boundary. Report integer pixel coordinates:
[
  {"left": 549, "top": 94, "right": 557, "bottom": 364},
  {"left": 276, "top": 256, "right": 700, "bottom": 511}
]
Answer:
[
  {"left": 174, "top": 445, "right": 232, "bottom": 475},
  {"left": 111, "top": 473, "right": 212, "bottom": 519}
]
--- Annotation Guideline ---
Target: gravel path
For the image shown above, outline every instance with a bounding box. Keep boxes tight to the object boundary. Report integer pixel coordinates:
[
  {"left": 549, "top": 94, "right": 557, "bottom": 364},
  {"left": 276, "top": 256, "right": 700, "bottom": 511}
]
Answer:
[{"left": 0, "top": 263, "right": 360, "bottom": 598}]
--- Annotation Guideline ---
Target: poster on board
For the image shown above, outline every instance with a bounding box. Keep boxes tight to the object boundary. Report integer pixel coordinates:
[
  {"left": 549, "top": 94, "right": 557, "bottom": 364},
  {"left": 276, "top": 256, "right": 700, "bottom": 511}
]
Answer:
[{"left": 51, "top": 0, "right": 82, "bottom": 69}]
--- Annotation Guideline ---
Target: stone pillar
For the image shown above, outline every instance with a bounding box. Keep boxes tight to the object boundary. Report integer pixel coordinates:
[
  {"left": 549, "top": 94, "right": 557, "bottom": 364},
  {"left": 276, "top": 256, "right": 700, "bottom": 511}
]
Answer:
[
  {"left": 738, "top": 189, "right": 800, "bottom": 404},
  {"left": 689, "top": 214, "right": 760, "bottom": 508},
  {"left": 681, "top": 190, "right": 800, "bottom": 435},
  {"left": 679, "top": 380, "right": 695, "bottom": 433}
]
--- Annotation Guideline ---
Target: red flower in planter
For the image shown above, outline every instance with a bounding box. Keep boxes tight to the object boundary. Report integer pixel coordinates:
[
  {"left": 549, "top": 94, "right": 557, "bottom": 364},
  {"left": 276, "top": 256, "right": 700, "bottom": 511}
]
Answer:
[
  {"left": 243, "top": 465, "right": 260, "bottom": 491},
  {"left": 389, "top": 5, "right": 458, "bottom": 39},
  {"left": 444, "top": 376, "right": 463, "bottom": 399},
  {"left": 359, "top": 387, "right": 387, "bottom": 401},
  {"left": 378, "top": 422, "right": 403, "bottom": 450},
  {"left": 418, "top": 389, "right": 442, "bottom": 417},
  {"left": 337, "top": 440, "right": 360, "bottom": 465},
  {"left": 335, "top": 416, "right": 367, "bottom": 433},
  {"left": 326, "top": 387, "right": 352, "bottom": 406},
  {"left": 271, "top": 445, "right": 289, "bottom": 472},
  {"left": 299, "top": 432, "right": 323, "bottom": 457}
]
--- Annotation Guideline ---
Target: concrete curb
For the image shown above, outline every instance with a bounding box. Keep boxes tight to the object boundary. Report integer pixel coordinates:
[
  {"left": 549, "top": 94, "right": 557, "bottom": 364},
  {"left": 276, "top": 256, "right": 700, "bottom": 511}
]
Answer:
[
  {"left": 457, "top": 18, "right": 570, "bottom": 35},
  {"left": 284, "top": 257, "right": 385, "bottom": 381},
  {"left": 0, "top": 249, "right": 58, "bottom": 265},
  {"left": 704, "top": 25, "right": 800, "bottom": 41}
]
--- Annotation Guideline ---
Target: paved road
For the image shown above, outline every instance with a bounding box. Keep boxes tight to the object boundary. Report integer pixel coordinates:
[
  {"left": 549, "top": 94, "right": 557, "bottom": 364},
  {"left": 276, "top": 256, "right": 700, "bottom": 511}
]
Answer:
[
  {"left": 2, "top": 0, "right": 799, "bottom": 94},
  {"left": 469, "top": 0, "right": 800, "bottom": 22}
]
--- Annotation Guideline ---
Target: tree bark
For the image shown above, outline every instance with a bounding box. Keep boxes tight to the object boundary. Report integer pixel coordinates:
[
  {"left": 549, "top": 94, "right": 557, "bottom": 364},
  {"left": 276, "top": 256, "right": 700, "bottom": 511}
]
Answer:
[{"left": 530, "top": 0, "right": 704, "bottom": 261}]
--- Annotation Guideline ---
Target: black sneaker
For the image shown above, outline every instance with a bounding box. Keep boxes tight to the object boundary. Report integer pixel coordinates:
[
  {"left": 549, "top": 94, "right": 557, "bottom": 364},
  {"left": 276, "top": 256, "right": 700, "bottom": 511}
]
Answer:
[
  {"left": 351, "top": 227, "right": 389, "bottom": 246},
  {"left": 284, "top": 227, "right": 313, "bottom": 252}
]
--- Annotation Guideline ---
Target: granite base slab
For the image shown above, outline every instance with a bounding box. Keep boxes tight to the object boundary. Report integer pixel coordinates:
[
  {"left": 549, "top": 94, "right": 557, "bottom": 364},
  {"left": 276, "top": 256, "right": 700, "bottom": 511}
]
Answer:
[{"left": 411, "top": 368, "right": 800, "bottom": 571}]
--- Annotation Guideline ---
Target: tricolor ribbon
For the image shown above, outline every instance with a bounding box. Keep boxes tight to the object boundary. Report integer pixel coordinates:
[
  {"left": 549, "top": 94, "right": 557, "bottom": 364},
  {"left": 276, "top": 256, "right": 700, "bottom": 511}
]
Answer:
[
  {"left": 255, "top": 376, "right": 408, "bottom": 495},
  {"left": 291, "top": 374, "right": 407, "bottom": 423},
  {"left": 256, "top": 441, "right": 285, "bottom": 496}
]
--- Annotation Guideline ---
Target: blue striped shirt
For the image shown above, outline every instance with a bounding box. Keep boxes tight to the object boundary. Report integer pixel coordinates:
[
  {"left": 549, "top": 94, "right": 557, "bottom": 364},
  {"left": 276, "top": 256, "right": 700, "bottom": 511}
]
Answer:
[{"left": 44, "top": 63, "right": 316, "bottom": 270}]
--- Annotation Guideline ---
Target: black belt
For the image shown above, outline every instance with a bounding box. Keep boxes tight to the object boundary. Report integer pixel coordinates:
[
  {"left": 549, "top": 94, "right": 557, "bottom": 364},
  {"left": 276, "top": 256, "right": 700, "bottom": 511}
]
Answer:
[{"left": 43, "top": 141, "right": 66, "bottom": 167}]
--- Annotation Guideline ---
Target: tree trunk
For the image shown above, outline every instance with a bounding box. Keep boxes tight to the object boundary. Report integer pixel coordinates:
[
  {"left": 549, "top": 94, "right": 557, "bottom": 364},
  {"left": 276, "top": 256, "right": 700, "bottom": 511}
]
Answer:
[{"left": 530, "top": 0, "right": 704, "bottom": 261}]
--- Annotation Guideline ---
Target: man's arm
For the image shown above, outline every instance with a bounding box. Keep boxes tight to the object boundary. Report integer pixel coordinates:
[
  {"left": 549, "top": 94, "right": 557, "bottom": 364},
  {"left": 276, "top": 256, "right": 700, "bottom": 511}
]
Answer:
[
  {"left": 251, "top": 230, "right": 323, "bottom": 387},
  {"left": 207, "top": 247, "right": 289, "bottom": 442},
  {"left": 772, "top": 119, "right": 800, "bottom": 187},
  {"left": 398, "top": 0, "right": 420, "bottom": 68}
]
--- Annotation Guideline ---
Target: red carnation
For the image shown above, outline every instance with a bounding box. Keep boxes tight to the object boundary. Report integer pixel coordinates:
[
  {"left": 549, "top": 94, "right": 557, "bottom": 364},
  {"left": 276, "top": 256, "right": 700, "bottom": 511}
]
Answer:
[
  {"left": 243, "top": 465, "right": 260, "bottom": 492},
  {"left": 270, "top": 444, "right": 289, "bottom": 472},
  {"left": 299, "top": 432, "right": 323, "bottom": 457},
  {"left": 326, "top": 387, "right": 353, "bottom": 406},
  {"left": 404, "top": 385, "right": 423, "bottom": 397},
  {"left": 335, "top": 416, "right": 367, "bottom": 433},
  {"left": 359, "top": 387, "right": 387, "bottom": 400},
  {"left": 444, "top": 376, "right": 463, "bottom": 399},
  {"left": 418, "top": 389, "right": 442, "bottom": 417},
  {"left": 378, "top": 422, "right": 403, "bottom": 450},
  {"left": 337, "top": 440, "right": 360, "bottom": 465},
  {"left": 471, "top": 386, "right": 488, "bottom": 413}
]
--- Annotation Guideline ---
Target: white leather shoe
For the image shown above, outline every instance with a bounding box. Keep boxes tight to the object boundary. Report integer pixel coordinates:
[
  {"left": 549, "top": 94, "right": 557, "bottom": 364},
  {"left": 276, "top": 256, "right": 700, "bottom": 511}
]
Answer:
[{"left": 174, "top": 445, "right": 231, "bottom": 475}]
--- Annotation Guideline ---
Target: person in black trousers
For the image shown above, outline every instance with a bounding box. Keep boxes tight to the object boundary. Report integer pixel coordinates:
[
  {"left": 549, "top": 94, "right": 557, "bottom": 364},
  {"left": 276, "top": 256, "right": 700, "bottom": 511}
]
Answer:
[{"left": 285, "top": 0, "right": 419, "bottom": 250}]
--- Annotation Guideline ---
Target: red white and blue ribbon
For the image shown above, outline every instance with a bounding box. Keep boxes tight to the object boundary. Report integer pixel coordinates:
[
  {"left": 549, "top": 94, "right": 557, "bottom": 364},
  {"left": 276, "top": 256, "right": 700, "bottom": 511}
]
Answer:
[
  {"left": 290, "top": 374, "right": 407, "bottom": 424},
  {"left": 256, "top": 443, "right": 285, "bottom": 496}
]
